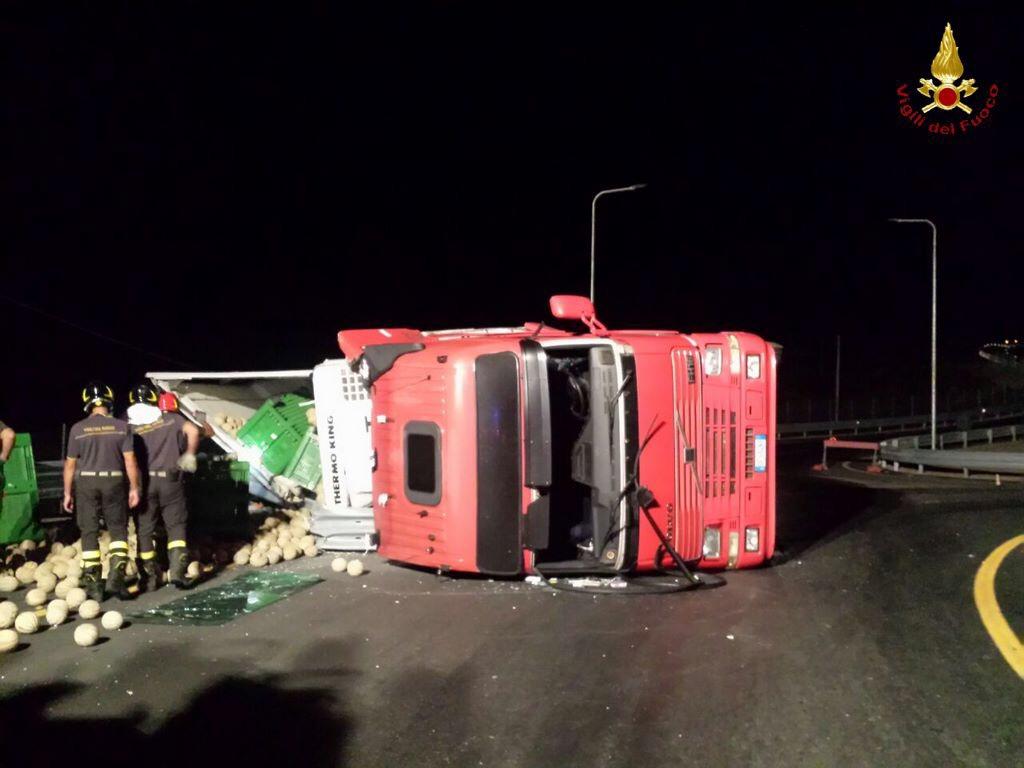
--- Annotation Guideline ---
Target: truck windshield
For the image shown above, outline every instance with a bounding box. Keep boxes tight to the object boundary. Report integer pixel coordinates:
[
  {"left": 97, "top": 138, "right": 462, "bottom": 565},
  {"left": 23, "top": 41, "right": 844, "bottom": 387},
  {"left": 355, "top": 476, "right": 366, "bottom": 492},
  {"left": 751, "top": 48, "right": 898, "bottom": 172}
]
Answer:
[{"left": 524, "top": 342, "right": 632, "bottom": 571}]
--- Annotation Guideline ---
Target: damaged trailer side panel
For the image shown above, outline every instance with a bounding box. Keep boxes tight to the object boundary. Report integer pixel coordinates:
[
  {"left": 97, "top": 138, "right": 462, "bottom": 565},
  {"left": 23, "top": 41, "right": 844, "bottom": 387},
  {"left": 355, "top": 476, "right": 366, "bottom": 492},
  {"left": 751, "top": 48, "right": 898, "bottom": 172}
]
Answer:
[
  {"left": 310, "top": 360, "right": 376, "bottom": 550},
  {"left": 147, "top": 365, "right": 377, "bottom": 551}
]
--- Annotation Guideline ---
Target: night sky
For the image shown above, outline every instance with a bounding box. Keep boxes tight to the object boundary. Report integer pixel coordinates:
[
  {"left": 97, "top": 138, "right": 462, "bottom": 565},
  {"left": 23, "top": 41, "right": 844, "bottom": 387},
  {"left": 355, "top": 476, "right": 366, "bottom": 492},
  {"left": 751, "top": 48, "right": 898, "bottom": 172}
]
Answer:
[{"left": 2, "top": 4, "right": 1021, "bottom": 454}]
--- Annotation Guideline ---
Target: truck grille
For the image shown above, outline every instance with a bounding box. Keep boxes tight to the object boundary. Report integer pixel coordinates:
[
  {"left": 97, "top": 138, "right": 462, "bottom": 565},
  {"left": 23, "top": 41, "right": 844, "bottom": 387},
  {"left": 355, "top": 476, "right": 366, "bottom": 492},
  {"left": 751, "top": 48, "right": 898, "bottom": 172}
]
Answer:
[
  {"left": 745, "top": 428, "right": 754, "bottom": 478},
  {"left": 704, "top": 408, "right": 735, "bottom": 498}
]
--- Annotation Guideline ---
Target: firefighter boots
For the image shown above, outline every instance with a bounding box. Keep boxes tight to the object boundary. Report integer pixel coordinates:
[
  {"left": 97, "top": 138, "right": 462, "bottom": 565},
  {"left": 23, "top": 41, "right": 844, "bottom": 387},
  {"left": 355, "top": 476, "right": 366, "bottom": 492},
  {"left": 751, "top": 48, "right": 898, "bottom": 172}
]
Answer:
[
  {"left": 81, "top": 565, "right": 104, "bottom": 603},
  {"left": 105, "top": 553, "right": 133, "bottom": 600},
  {"left": 168, "top": 546, "right": 196, "bottom": 590},
  {"left": 139, "top": 556, "right": 162, "bottom": 593}
]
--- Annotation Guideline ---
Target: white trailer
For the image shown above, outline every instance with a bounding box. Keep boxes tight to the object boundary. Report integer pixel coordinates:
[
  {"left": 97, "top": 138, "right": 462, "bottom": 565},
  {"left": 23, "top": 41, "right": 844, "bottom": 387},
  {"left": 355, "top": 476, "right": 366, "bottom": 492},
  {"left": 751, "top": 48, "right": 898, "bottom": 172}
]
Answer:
[{"left": 147, "top": 362, "right": 375, "bottom": 551}]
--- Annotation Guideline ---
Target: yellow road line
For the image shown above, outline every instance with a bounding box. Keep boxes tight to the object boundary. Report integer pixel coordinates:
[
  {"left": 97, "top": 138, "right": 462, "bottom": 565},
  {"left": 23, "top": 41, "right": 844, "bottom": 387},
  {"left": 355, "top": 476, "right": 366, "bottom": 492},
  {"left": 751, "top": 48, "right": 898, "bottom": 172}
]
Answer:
[{"left": 973, "top": 534, "right": 1024, "bottom": 680}]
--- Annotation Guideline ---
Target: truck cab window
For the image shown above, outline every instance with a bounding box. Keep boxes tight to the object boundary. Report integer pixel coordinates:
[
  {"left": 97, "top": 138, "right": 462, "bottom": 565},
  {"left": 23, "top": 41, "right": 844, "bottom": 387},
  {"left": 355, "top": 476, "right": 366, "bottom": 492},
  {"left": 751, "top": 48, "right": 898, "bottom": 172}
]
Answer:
[{"left": 404, "top": 421, "right": 441, "bottom": 505}]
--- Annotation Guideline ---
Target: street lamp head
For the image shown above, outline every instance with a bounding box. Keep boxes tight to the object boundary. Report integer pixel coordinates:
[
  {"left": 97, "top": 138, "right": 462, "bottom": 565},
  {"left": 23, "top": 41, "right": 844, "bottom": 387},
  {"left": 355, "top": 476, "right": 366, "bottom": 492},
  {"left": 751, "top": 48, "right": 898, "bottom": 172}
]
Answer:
[
  {"left": 888, "top": 217, "right": 935, "bottom": 227},
  {"left": 590, "top": 182, "right": 648, "bottom": 302}
]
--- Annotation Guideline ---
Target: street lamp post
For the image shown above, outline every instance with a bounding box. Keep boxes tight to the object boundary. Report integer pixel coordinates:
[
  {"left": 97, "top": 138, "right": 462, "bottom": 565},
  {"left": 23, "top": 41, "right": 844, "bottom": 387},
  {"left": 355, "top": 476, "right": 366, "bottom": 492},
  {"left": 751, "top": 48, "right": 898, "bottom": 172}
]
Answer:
[
  {"left": 889, "top": 217, "right": 938, "bottom": 449},
  {"left": 590, "top": 184, "right": 646, "bottom": 303}
]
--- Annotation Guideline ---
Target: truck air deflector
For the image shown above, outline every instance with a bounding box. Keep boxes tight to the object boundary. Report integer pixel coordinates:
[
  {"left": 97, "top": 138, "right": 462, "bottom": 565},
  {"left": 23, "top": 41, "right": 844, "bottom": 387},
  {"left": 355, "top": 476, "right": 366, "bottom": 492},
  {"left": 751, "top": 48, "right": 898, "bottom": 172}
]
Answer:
[
  {"left": 475, "top": 352, "right": 523, "bottom": 575},
  {"left": 521, "top": 340, "right": 552, "bottom": 488},
  {"left": 357, "top": 343, "right": 426, "bottom": 385}
]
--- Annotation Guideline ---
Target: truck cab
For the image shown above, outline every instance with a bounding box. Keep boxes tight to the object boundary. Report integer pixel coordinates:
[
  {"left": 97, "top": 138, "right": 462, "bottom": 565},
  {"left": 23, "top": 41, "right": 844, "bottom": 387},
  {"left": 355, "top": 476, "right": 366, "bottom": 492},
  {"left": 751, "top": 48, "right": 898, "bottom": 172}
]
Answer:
[{"left": 338, "top": 295, "right": 776, "bottom": 576}]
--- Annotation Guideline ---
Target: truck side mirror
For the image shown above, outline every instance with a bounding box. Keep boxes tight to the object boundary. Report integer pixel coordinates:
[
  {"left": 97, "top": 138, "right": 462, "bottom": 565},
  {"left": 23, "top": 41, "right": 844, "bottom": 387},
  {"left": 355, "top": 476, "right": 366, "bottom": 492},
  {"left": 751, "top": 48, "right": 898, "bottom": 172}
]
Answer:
[
  {"left": 548, "top": 295, "right": 608, "bottom": 335},
  {"left": 549, "top": 294, "right": 595, "bottom": 321}
]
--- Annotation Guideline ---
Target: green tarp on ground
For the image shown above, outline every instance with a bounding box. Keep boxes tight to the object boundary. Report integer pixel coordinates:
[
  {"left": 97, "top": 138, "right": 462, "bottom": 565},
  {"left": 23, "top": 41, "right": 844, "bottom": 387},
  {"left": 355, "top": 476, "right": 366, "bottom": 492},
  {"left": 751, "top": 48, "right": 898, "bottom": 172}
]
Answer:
[{"left": 128, "top": 571, "right": 322, "bottom": 626}]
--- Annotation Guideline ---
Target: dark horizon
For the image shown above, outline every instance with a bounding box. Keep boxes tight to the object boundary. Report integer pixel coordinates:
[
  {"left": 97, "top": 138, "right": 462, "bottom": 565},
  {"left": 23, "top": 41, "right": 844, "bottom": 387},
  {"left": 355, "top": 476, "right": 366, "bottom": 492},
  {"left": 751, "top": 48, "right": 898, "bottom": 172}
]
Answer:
[{"left": 3, "top": 5, "right": 1021, "bottom": 451}]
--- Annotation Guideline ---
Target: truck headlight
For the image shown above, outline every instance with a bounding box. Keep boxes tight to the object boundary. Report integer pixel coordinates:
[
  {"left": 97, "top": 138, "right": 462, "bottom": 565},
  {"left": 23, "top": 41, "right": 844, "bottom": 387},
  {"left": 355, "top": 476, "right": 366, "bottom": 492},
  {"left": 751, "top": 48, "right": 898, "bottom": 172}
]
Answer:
[
  {"left": 746, "top": 354, "right": 761, "bottom": 379},
  {"left": 704, "top": 346, "right": 722, "bottom": 377},
  {"left": 702, "top": 527, "right": 721, "bottom": 559},
  {"left": 744, "top": 526, "right": 759, "bottom": 552}
]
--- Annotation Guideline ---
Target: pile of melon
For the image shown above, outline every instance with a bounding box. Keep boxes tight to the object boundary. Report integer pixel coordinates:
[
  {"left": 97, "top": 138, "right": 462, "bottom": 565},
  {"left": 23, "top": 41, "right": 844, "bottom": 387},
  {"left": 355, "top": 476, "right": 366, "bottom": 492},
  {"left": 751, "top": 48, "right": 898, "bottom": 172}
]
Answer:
[
  {"left": 211, "top": 413, "right": 245, "bottom": 437},
  {"left": 1, "top": 539, "right": 86, "bottom": 600},
  {"left": 0, "top": 506, "right": 364, "bottom": 655},
  {"left": 229, "top": 509, "right": 319, "bottom": 568}
]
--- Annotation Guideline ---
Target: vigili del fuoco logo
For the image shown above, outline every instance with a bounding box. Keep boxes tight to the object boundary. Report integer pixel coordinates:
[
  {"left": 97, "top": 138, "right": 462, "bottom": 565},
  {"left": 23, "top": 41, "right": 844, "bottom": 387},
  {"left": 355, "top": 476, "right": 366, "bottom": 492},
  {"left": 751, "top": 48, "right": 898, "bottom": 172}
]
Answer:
[{"left": 897, "top": 22, "right": 999, "bottom": 136}]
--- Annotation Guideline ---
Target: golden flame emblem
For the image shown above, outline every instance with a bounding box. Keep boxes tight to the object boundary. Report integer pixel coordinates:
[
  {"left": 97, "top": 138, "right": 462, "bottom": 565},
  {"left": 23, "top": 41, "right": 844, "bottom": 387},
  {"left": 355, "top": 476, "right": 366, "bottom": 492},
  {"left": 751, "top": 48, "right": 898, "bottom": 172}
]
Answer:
[{"left": 917, "top": 23, "right": 976, "bottom": 113}]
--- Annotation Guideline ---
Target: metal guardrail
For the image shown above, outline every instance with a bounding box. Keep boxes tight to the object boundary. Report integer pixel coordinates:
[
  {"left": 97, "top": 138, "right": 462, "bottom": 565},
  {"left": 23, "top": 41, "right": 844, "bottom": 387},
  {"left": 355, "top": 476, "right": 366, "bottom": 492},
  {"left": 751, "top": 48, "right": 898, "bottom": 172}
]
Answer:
[
  {"left": 879, "top": 422, "right": 1024, "bottom": 476},
  {"left": 777, "top": 405, "right": 1024, "bottom": 441},
  {"left": 35, "top": 460, "right": 64, "bottom": 501}
]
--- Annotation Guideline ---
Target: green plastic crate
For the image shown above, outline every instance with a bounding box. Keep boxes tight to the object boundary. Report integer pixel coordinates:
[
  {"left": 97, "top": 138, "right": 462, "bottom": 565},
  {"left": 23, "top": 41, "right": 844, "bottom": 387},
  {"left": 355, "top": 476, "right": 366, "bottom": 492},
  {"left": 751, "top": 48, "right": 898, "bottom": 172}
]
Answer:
[
  {"left": 188, "top": 459, "right": 250, "bottom": 535},
  {"left": 0, "top": 493, "right": 41, "bottom": 546},
  {"left": 235, "top": 396, "right": 313, "bottom": 475},
  {"left": 193, "top": 458, "right": 250, "bottom": 484},
  {"left": 236, "top": 399, "right": 296, "bottom": 448},
  {"left": 282, "top": 427, "right": 321, "bottom": 490},
  {"left": 3, "top": 434, "right": 38, "bottom": 498},
  {"left": 236, "top": 400, "right": 303, "bottom": 474},
  {"left": 1, "top": 434, "right": 43, "bottom": 545},
  {"left": 228, "top": 460, "right": 250, "bottom": 485}
]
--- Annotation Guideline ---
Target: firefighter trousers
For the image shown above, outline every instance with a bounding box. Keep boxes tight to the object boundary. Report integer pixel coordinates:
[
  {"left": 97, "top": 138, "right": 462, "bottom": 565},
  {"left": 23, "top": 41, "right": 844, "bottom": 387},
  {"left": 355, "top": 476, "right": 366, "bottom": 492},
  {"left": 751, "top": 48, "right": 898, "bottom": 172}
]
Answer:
[
  {"left": 137, "top": 475, "right": 188, "bottom": 554},
  {"left": 75, "top": 475, "right": 128, "bottom": 552}
]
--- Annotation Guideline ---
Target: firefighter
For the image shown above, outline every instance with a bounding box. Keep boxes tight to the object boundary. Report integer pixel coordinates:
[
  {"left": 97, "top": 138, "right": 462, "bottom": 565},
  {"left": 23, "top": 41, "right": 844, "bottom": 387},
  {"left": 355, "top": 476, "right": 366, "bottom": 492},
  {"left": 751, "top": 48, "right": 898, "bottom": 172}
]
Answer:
[
  {"left": 128, "top": 383, "right": 203, "bottom": 591},
  {"left": 63, "top": 382, "right": 142, "bottom": 601}
]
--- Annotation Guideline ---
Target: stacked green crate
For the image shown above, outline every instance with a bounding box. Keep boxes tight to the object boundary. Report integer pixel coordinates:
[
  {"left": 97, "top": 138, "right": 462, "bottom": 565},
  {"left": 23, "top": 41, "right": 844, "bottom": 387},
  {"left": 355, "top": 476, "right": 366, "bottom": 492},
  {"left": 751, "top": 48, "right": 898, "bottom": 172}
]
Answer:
[
  {"left": 0, "top": 434, "right": 44, "bottom": 545},
  {"left": 236, "top": 395, "right": 316, "bottom": 482},
  {"left": 282, "top": 427, "right": 321, "bottom": 489},
  {"left": 187, "top": 459, "right": 250, "bottom": 535}
]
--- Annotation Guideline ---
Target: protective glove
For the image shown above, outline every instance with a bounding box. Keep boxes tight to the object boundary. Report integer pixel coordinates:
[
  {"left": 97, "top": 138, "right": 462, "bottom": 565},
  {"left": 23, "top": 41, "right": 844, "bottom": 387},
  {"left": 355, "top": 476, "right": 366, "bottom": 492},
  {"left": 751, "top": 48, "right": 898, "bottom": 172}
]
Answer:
[
  {"left": 177, "top": 453, "right": 198, "bottom": 473},
  {"left": 271, "top": 475, "right": 303, "bottom": 502}
]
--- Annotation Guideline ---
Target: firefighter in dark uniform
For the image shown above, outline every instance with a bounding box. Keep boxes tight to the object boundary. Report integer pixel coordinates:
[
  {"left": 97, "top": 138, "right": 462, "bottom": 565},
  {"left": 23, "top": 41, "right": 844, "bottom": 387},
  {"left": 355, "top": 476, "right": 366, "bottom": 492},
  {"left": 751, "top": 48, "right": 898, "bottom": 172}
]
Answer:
[
  {"left": 63, "top": 382, "right": 142, "bottom": 601},
  {"left": 128, "top": 383, "right": 203, "bottom": 590}
]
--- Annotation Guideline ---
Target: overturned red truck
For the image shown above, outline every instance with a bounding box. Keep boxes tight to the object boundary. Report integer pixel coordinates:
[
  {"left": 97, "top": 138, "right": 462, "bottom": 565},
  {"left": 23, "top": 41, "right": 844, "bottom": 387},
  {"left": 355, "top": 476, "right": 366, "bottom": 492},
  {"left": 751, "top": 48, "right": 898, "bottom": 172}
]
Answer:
[{"left": 338, "top": 295, "right": 776, "bottom": 578}]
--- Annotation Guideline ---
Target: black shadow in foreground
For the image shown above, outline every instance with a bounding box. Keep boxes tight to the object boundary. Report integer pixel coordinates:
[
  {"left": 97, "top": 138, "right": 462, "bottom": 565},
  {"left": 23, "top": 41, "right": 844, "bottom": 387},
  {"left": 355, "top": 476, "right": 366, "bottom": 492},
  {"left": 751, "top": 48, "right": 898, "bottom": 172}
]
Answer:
[{"left": 0, "top": 676, "right": 350, "bottom": 768}]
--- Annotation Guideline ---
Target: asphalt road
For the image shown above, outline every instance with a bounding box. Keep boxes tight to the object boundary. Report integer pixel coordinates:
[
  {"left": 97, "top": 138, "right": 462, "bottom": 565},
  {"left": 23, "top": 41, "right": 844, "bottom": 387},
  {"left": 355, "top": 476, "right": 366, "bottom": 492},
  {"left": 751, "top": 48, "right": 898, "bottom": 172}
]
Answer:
[{"left": 2, "top": 448, "right": 1022, "bottom": 768}]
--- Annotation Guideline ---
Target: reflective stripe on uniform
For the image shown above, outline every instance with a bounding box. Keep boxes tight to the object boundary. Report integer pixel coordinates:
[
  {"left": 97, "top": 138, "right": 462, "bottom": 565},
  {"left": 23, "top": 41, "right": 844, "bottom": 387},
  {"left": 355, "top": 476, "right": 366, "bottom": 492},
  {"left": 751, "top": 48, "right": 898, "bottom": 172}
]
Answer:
[
  {"left": 77, "top": 470, "right": 124, "bottom": 477},
  {"left": 139, "top": 551, "right": 156, "bottom": 560},
  {"left": 81, "top": 550, "right": 101, "bottom": 560},
  {"left": 110, "top": 541, "right": 129, "bottom": 551},
  {"left": 168, "top": 540, "right": 187, "bottom": 550}
]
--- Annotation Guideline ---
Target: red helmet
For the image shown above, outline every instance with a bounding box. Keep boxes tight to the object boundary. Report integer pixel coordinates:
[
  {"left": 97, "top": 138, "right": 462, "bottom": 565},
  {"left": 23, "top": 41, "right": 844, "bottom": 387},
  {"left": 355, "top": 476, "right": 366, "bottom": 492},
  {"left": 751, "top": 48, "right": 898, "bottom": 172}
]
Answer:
[{"left": 158, "top": 392, "right": 179, "bottom": 412}]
